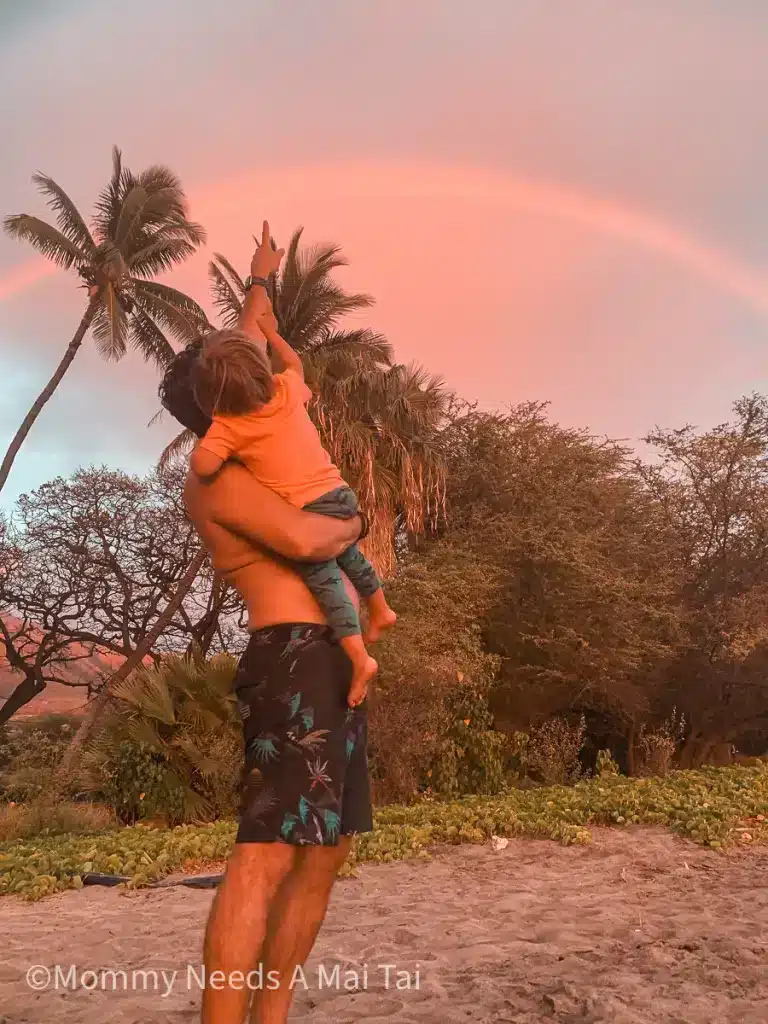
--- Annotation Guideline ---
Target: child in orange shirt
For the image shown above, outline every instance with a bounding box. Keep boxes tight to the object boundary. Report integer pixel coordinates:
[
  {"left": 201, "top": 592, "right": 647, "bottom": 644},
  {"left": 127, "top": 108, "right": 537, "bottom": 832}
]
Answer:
[{"left": 189, "top": 310, "right": 396, "bottom": 707}]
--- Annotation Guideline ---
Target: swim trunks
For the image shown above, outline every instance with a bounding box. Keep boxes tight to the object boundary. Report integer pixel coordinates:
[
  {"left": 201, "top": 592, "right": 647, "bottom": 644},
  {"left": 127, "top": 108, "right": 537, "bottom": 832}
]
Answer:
[{"left": 233, "top": 623, "right": 373, "bottom": 844}]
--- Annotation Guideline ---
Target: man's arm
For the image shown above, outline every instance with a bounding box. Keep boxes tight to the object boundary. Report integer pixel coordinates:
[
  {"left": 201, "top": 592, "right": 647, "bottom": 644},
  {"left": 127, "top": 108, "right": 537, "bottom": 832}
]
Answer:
[{"left": 185, "top": 462, "right": 361, "bottom": 562}]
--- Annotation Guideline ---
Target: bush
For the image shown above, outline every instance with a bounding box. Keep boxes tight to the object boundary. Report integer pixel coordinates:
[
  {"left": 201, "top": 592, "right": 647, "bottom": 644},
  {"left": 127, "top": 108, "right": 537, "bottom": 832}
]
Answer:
[
  {"left": 0, "top": 717, "right": 76, "bottom": 801},
  {"left": 0, "top": 800, "right": 115, "bottom": 843},
  {"left": 517, "top": 716, "right": 586, "bottom": 785},
  {"left": 635, "top": 711, "right": 685, "bottom": 777},
  {"left": 430, "top": 680, "right": 510, "bottom": 798},
  {"left": 596, "top": 749, "right": 621, "bottom": 777},
  {"left": 79, "top": 654, "right": 242, "bottom": 825}
]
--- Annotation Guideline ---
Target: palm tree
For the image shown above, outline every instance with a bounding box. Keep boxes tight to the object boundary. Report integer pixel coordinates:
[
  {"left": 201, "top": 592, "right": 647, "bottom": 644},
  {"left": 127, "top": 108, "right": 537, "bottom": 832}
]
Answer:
[
  {"left": 161, "top": 227, "right": 448, "bottom": 574},
  {"left": 1, "top": 146, "right": 209, "bottom": 495}
]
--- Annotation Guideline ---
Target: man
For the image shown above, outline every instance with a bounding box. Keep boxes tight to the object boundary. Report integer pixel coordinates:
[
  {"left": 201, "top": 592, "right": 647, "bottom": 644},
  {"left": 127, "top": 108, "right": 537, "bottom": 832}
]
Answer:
[{"left": 159, "top": 223, "right": 373, "bottom": 1024}]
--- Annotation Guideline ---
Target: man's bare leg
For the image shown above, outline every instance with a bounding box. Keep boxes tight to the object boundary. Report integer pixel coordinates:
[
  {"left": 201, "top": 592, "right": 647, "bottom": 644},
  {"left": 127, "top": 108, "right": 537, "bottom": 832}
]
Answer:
[
  {"left": 202, "top": 843, "right": 296, "bottom": 1024},
  {"left": 249, "top": 837, "right": 352, "bottom": 1023}
]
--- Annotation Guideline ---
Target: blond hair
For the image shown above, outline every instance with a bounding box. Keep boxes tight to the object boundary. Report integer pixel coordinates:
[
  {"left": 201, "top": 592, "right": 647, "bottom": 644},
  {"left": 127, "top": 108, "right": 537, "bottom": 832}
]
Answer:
[{"left": 190, "top": 329, "right": 274, "bottom": 417}]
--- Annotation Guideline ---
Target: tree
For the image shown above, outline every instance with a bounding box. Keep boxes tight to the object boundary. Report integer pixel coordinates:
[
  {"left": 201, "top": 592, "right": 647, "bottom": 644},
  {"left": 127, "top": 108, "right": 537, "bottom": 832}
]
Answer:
[
  {"left": 162, "top": 227, "right": 448, "bottom": 573},
  {"left": 641, "top": 394, "right": 768, "bottom": 763},
  {"left": 56, "top": 545, "right": 209, "bottom": 782},
  {"left": 1, "top": 146, "right": 208, "bottom": 494},
  {"left": 0, "top": 466, "right": 240, "bottom": 725},
  {"left": 438, "top": 401, "right": 685, "bottom": 738}
]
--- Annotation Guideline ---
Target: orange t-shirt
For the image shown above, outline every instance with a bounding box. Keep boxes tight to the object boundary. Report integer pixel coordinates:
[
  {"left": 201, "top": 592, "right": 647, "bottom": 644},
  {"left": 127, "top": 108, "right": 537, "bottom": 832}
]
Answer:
[{"left": 198, "top": 369, "right": 345, "bottom": 507}]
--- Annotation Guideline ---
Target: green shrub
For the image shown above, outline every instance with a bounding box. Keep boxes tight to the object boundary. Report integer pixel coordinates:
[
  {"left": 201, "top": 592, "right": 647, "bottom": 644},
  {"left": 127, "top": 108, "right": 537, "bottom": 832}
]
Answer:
[
  {"left": 430, "top": 680, "right": 510, "bottom": 797},
  {"left": 517, "top": 716, "right": 586, "bottom": 785},
  {"left": 635, "top": 711, "right": 685, "bottom": 777},
  {"left": 79, "top": 654, "right": 242, "bottom": 825},
  {"left": 101, "top": 740, "right": 188, "bottom": 824},
  {"left": 596, "top": 749, "right": 621, "bottom": 776},
  {"left": 4, "top": 764, "right": 766, "bottom": 901},
  {"left": 0, "top": 718, "right": 75, "bottom": 801}
]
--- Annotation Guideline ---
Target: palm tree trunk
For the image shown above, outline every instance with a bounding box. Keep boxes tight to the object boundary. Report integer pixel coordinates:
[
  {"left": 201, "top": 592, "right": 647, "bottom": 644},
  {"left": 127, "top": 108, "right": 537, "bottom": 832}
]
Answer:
[
  {"left": 56, "top": 546, "right": 207, "bottom": 782},
  {"left": 0, "top": 298, "right": 99, "bottom": 495}
]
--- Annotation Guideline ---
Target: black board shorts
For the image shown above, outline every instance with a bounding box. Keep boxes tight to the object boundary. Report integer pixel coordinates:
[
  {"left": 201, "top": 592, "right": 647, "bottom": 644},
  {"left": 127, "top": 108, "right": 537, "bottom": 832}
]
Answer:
[{"left": 233, "top": 623, "right": 374, "bottom": 845}]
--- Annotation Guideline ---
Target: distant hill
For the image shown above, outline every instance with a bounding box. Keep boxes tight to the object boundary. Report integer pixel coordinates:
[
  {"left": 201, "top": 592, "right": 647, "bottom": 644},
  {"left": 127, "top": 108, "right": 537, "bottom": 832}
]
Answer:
[
  {"left": 0, "top": 674, "right": 88, "bottom": 718},
  {"left": 0, "top": 615, "right": 131, "bottom": 719}
]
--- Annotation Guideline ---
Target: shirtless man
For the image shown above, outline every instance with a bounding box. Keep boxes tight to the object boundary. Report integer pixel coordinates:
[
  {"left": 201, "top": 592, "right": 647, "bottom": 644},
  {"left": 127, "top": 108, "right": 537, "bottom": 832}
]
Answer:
[{"left": 159, "top": 224, "right": 372, "bottom": 1024}]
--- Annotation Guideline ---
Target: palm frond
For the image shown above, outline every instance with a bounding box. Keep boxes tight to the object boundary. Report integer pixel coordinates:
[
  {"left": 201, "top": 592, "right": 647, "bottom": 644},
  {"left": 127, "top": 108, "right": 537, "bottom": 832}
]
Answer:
[
  {"left": 114, "top": 183, "right": 154, "bottom": 248},
  {"left": 136, "top": 165, "right": 187, "bottom": 208},
  {"left": 278, "top": 226, "right": 306, "bottom": 301},
  {"left": 297, "top": 241, "right": 349, "bottom": 281},
  {"left": 3, "top": 214, "right": 87, "bottom": 269},
  {"left": 211, "top": 253, "right": 246, "bottom": 292},
  {"left": 30, "top": 173, "right": 95, "bottom": 252},
  {"left": 158, "top": 213, "right": 206, "bottom": 247},
  {"left": 132, "top": 281, "right": 209, "bottom": 343},
  {"left": 127, "top": 235, "right": 201, "bottom": 277},
  {"left": 159, "top": 427, "right": 196, "bottom": 469},
  {"left": 306, "top": 328, "right": 393, "bottom": 368},
  {"left": 92, "top": 145, "right": 128, "bottom": 243},
  {"left": 90, "top": 283, "right": 129, "bottom": 361},
  {"left": 282, "top": 287, "right": 374, "bottom": 351},
  {"left": 130, "top": 307, "right": 177, "bottom": 368},
  {"left": 208, "top": 258, "right": 243, "bottom": 328}
]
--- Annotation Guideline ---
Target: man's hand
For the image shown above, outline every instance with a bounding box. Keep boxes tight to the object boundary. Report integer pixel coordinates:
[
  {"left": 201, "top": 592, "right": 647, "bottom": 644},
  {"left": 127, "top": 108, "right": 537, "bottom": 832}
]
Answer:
[{"left": 251, "top": 220, "right": 285, "bottom": 280}]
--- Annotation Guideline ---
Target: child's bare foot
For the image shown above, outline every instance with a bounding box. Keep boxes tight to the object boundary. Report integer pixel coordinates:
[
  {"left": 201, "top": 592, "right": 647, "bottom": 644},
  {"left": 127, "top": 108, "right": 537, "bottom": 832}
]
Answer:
[
  {"left": 347, "top": 654, "right": 378, "bottom": 708},
  {"left": 340, "top": 635, "right": 378, "bottom": 707},
  {"left": 364, "top": 588, "right": 398, "bottom": 643},
  {"left": 365, "top": 607, "right": 397, "bottom": 643}
]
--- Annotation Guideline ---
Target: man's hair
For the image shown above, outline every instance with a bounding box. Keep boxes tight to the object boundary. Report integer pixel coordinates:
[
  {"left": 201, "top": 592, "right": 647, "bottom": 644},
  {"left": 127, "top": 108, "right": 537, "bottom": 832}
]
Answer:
[
  {"left": 158, "top": 338, "right": 212, "bottom": 438},
  {"left": 158, "top": 331, "right": 273, "bottom": 436},
  {"left": 190, "top": 330, "right": 274, "bottom": 418}
]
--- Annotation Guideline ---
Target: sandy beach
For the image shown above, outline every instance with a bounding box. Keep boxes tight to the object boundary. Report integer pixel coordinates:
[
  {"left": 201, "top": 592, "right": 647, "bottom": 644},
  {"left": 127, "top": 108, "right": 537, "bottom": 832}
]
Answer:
[{"left": 3, "top": 827, "right": 767, "bottom": 1024}]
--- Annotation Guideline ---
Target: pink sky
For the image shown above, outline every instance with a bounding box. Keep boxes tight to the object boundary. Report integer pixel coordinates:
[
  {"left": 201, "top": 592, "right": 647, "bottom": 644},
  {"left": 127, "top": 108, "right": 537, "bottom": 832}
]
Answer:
[{"left": 1, "top": 1, "right": 767, "bottom": 506}]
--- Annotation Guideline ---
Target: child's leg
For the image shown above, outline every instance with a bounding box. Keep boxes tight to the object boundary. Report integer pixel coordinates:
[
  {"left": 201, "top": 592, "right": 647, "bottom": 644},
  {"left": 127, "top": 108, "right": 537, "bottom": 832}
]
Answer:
[
  {"left": 292, "top": 558, "right": 377, "bottom": 707},
  {"left": 335, "top": 543, "right": 397, "bottom": 642}
]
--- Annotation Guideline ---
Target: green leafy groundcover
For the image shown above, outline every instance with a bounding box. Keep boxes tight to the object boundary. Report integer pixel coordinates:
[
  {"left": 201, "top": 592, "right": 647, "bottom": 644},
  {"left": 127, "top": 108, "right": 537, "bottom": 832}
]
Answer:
[{"left": 3, "top": 765, "right": 767, "bottom": 901}]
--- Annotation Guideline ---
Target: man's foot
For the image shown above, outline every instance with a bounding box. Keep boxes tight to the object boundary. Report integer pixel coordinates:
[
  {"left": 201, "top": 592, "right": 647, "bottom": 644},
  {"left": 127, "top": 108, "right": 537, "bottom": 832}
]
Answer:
[{"left": 347, "top": 654, "right": 378, "bottom": 708}]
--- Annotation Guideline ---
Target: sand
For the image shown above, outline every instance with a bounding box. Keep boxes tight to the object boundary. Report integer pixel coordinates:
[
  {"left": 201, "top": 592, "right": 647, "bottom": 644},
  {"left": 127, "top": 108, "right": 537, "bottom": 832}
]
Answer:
[{"left": 3, "top": 827, "right": 767, "bottom": 1023}]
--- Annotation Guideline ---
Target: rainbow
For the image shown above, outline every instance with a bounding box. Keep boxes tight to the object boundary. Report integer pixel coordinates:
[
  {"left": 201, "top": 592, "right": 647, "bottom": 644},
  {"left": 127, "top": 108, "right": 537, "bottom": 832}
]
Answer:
[{"left": 2, "top": 161, "right": 766, "bottom": 315}]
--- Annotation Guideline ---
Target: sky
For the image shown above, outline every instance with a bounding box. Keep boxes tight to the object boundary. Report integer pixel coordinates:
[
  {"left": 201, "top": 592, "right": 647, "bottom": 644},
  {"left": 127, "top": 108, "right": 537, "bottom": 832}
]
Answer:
[{"left": 1, "top": 0, "right": 767, "bottom": 508}]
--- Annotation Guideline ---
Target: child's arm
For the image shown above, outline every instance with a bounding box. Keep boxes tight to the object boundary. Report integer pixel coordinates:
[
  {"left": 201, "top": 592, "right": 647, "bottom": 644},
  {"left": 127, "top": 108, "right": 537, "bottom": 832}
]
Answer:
[
  {"left": 190, "top": 445, "right": 225, "bottom": 479},
  {"left": 191, "top": 418, "right": 238, "bottom": 479},
  {"left": 237, "top": 221, "right": 285, "bottom": 353},
  {"left": 237, "top": 289, "right": 269, "bottom": 355},
  {"left": 257, "top": 310, "right": 305, "bottom": 379}
]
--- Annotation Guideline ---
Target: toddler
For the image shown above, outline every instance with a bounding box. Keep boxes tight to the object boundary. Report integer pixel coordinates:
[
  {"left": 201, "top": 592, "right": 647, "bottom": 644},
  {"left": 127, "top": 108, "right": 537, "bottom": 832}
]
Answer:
[{"left": 189, "top": 310, "right": 396, "bottom": 706}]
